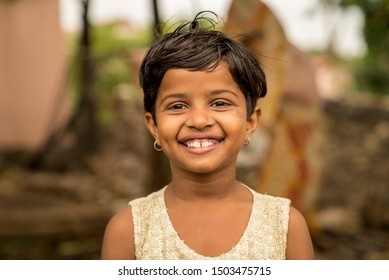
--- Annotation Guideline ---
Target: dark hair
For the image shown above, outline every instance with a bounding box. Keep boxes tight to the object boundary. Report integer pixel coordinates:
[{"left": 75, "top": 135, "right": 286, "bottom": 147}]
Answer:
[{"left": 139, "top": 12, "right": 267, "bottom": 124}]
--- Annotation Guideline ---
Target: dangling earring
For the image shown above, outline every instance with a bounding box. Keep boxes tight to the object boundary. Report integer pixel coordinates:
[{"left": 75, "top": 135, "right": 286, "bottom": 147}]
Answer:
[
  {"left": 153, "top": 140, "right": 163, "bottom": 151},
  {"left": 243, "top": 137, "right": 251, "bottom": 146}
]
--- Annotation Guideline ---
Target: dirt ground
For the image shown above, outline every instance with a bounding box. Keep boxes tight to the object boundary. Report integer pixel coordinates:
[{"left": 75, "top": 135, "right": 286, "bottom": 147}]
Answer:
[{"left": 0, "top": 93, "right": 388, "bottom": 260}]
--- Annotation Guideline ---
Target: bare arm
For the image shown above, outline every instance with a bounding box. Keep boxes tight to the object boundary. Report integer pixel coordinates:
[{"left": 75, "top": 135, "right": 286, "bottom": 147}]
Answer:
[
  {"left": 286, "top": 206, "right": 315, "bottom": 260},
  {"left": 101, "top": 207, "right": 136, "bottom": 260}
]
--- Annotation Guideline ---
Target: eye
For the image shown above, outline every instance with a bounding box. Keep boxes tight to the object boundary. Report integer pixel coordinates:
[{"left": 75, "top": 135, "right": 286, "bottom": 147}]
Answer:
[
  {"left": 168, "top": 103, "right": 188, "bottom": 110},
  {"left": 211, "top": 100, "right": 231, "bottom": 107}
]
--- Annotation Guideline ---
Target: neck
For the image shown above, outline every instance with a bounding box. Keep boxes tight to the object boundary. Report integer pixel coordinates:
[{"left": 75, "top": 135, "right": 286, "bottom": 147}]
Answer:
[{"left": 168, "top": 165, "right": 241, "bottom": 201}]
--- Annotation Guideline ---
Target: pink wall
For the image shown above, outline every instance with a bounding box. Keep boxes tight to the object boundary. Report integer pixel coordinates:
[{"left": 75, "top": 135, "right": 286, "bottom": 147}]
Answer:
[{"left": 0, "top": 0, "right": 69, "bottom": 150}]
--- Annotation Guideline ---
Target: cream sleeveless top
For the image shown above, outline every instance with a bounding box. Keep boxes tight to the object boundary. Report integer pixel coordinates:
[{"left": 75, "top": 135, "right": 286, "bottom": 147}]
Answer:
[{"left": 129, "top": 186, "right": 290, "bottom": 260}]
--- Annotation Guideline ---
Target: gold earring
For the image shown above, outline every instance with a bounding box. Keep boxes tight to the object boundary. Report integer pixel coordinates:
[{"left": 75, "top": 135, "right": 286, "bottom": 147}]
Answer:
[
  {"left": 153, "top": 140, "right": 163, "bottom": 151},
  {"left": 243, "top": 137, "right": 251, "bottom": 146}
]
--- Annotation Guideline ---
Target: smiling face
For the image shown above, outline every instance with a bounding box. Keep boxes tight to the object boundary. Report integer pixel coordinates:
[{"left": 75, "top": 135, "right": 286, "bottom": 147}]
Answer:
[{"left": 145, "top": 63, "right": 260, "bottom": 177}]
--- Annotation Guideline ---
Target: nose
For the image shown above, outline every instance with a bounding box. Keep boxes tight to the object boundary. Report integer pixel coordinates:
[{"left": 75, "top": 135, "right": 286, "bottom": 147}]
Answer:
[{"left": 185, "top": 107, "right": 214, "bottom": 130}]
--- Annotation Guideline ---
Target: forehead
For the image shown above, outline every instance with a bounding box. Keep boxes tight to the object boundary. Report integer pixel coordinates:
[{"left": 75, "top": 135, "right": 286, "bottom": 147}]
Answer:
[{"left": 158, "top": 63, "right": 240, "bottom": 93}]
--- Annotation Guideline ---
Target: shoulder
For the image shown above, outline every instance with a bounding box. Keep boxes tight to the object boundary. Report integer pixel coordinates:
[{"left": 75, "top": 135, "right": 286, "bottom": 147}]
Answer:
[
  {"left": 252, "top": 190, "right": 290, "bottom": 214},
  {"left": 129, "top": 188, "right": 163, "bottom": 208},
  {"left": 286, "top": 206, "right": 315, "bottom": 259},
  {"left": 252, "top": 189, "right": 290, "bottom": 204},
  {"left": 101, "top": 207, "right": 135, "bottom": 260},
  {"left": 101, "top": 189, "right": 165, "bottom": 260},
  {"left": 129, "top": 188, "right": 165, "bottom": 221}
]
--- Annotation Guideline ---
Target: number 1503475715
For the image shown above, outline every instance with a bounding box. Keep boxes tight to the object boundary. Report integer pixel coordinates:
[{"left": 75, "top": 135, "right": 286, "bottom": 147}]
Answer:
[{"left": 211, "top": 266, "right": 271, "bottom": 276}]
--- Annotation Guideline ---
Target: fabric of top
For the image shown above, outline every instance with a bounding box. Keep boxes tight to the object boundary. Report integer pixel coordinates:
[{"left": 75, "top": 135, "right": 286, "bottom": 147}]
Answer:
[{"left": 129, "top": 185, "right": 290, "bottom": 260}]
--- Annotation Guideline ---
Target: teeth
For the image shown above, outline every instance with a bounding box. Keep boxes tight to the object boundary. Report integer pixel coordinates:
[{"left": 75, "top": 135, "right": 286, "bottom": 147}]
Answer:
[{"left": 186, "top": 140, "right": 217, "bottom": 148}]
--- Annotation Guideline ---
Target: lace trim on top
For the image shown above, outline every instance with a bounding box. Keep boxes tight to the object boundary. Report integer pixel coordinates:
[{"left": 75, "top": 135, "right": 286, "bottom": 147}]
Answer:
[{"left": 130, "top": 185, "right": 290, "bottom": 260}]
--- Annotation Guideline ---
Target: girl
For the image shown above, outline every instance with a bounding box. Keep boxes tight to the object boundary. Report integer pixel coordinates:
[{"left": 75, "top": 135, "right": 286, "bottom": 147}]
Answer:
[{"left": 101, "top": 12, "right": 314, "bottom": 260}]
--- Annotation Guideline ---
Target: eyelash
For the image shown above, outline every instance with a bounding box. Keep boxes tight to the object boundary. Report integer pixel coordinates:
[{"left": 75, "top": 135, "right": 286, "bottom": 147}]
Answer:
[
  {"left": 166, "top": 100, "right": 232, "bottom": 111},
  {"left": 167, "top": 103, "right": 188, "bottom": 110},
  {"left": 211, "top": 100, "right": 231, "bottom": 107}
]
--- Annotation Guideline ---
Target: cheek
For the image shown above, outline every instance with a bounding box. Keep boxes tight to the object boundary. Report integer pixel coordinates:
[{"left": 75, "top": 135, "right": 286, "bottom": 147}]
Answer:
[
  {"left": 234, "top": 110, "right": 245, "bottom": 120},
  {"left": 156, "top": 116, "right": 180, "bottom": 140},
  {"left": 228, "top": 107, "right": 246, "bottom": 124},
  {"left": 224, "top": 111, "right": 248, "bottom": 135}
]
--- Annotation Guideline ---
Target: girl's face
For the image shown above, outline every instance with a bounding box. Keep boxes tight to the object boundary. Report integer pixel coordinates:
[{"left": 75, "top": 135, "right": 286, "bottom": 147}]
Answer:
[{"left": 145, "top": 63, "right": 260, "bottom": 176}]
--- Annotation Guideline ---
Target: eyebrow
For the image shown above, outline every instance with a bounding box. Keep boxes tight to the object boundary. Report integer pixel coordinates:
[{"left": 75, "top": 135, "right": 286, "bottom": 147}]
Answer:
[
  {"left": 159, "top": 93, "right": 187, "bottom": 105},
  {"left": 210, "top": 89, "right": 240, "bottom": 98}
]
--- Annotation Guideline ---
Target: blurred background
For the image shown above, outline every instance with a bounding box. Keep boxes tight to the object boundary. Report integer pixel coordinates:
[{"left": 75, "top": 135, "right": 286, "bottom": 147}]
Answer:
[{"left": 0, "top": 0, "right": 388, "bottom": 259}]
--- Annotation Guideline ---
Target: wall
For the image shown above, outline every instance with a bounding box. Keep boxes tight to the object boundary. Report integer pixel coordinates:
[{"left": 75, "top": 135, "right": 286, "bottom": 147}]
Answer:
[{"left": 0, "top": 0, "right": 68, "bottom": 150}]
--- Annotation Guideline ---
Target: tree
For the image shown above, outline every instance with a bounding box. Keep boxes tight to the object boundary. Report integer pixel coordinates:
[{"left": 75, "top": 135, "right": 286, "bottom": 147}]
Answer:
[
  {"left": 340, "top": 0, "right": 389, "bottom": 94},
  {"left": 74, "top": 0, "right": 98, "bottom": 152}
]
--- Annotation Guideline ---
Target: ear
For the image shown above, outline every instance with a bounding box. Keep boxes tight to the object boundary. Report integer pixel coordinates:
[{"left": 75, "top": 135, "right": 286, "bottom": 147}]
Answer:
[
  {"left": 144, "top": 112, "right": 159, "bottom": 140},
  {"left": 245, "top": 106, "right": 261, "bottom": 138}
]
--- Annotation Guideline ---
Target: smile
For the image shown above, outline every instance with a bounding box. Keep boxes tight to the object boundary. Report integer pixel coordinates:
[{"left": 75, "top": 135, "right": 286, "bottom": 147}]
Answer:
[{"left": 184, "top": 139, "right": 219, "bottom": 148}]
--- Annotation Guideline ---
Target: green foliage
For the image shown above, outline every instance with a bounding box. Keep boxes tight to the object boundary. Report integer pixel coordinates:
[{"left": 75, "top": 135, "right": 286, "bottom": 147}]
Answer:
[
  {"left": 67, "top": 23, "right": 153, "bottom": 126},
  {"left": 92, "top": 22, "right": 152, "bottom": 57},
  {"left": 340, "top": 0, "right": 389, "bottom": 94},
  {"left": 354, "top": 55, "right": 389, "bottom": 95}
]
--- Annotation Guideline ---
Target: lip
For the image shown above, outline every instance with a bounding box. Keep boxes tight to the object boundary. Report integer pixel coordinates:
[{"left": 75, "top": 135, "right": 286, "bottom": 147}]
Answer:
[
  {"left": 178, "top": 133, "right": 224, "bottom": 143},
  {"left": 178, "top": 134, "right": 224, "bottom": 154}
]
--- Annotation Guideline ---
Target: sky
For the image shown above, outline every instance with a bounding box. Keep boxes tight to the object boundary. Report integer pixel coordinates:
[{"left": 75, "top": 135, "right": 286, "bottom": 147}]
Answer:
[{"left": 59, "top": 0, "right": 366, "bottom": 58}]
